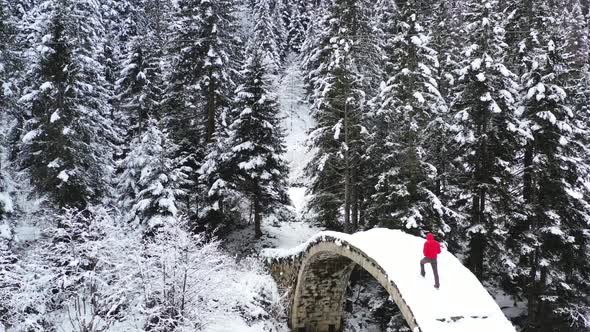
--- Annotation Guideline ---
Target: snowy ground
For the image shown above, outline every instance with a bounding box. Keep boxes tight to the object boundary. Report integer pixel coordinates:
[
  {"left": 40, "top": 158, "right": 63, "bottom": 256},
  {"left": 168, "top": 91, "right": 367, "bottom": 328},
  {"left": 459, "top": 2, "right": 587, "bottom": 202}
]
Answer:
[
  {"left": 224, "top": 219, "right": 322, "bottom": 258},
  {"left": 217, "top": 221, "right": 321, "bottom": 331},
  {"left": 277, "top": 56, "right": 314, "bottom": 218}
]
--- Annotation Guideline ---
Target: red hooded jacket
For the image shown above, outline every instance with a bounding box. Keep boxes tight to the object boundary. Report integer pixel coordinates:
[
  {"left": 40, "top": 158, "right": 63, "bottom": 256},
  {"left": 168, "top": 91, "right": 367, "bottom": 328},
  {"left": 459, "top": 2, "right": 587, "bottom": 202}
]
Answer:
[{"left": 423, "top": 233, "right": 441, "bottom": 258}]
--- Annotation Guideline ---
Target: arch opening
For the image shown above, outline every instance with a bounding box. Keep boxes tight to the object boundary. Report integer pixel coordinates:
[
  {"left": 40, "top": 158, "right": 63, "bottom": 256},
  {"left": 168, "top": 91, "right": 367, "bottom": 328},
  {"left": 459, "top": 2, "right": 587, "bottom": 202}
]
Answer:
[
  {"left": 290, "top": 242, "right": 420, "bottom": 332},
  {"left": 343, "top": 265, "right": 410, "bottom": 331}
]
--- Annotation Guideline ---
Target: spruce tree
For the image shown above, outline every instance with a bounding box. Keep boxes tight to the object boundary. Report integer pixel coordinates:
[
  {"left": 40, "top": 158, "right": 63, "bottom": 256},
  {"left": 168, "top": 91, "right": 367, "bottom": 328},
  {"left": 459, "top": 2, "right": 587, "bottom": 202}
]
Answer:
[
  {"left": 17, "top": 0, "right": 113, "bottom": 207},
  {"left": 125, "top": 120, "right": 187, "bottom": 236},
  {"left": 166, "top": 0, "right": 240, "bottom": 145},
  {"left": 222, "top": 52, "right": 289, "bottom": 237},
  {"left": 451, "top": 0, "right": 520, "bottom": 280},
  {"left": 374, "top": 0, "right": 398, "bottom": 77},
  {"left": 0, "top": 4, "right": 20, "bottom": 318},
  {"left": 427, "top": 1, "right": 463, "bottom": 251},
  {"left": 285, "top": 0, "right": 309, "bottom": 53},
  {"left": 368, "top": 0, "right": 452, "bottom": 236},
  {"left": 0, "top": 218, "right": 19, "bottom": 328},
  {"left": 116, "top": 36, "right": 164, "bottom": 137},
  {"left": 102, "top": 0, "right": 138, "bottom": 110},
  {"left": 251, "top": 0, "right": 287, "bottom": 74},
  {"left": 302, "top": 0, "right": 375, "bottom": 231},
  {"left": 198, "top": 117, "right": 239, "bottom": 232},
  {"left": 506, "top": 0, "right": 590, "bottom": 328},
  {"left": 0, "top": 0, "right": 18, "bottom": 118},
  {"left": 0, "top": 123, "right": 16, "bottom": 328},
  {"left": 165, "top": 0, "right": 240, "bottom": 218}
]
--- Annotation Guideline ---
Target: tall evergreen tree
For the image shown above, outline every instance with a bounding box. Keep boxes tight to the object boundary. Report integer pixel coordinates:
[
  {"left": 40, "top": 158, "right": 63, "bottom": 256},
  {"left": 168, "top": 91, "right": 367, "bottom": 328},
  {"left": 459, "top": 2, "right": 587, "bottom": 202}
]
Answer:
[
  {"left": 505, "top": 0, "right": 590, "bottom": 329},
  {"left": 124, "top": 119, "right": 187, "bottom": 236},
  {"left": 1, "top": 5, "right": 23, "bottom": 319},
  {"left": 116, "top": 36, "right": 164, "bottom": 137},
  {"left": 368, "top": 0, "right": 453, "bottom": 235},
  {"left": 251, "top": 0, "right": 287, "bottom": 74},
  {"left": 0, "top": 0, "right": 18, "bottom": 118},
  {"left": 0, "top": 114, "right": 16, "bottom": 329},
  {"left": 451, "top": 0, "right": 521, "bottom": 280},
  {"left": 16, "top": 0, "right": 113, "bottom": 207},
  {"left": 302, "top": 0, "right": 373, "bottom": 231},
  {"left": 165, "top": 0, "right": 240, "bottom": 218},
  {"left": 219, "top": 52, "right": 289, "bottom": 237},
  {"left": 284, "top": 0, "right": 309, "bottom": 53},
  {"left": 102, "top": 0, "right": 138, "bottom": 111}
]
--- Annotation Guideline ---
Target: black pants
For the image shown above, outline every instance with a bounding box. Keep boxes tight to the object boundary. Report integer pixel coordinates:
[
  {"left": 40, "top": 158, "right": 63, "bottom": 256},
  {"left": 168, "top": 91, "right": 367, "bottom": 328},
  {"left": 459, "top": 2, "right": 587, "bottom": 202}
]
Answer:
[{"left": 420, "top": 257, "right": 440, "bottom": 287}]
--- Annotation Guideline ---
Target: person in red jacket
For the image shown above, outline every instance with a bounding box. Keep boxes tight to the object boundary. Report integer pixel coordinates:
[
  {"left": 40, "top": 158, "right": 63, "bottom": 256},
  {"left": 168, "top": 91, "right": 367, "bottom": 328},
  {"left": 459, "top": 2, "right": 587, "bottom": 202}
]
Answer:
[{"left": 420, "top": 232, "right": 441, "bottom": 289}]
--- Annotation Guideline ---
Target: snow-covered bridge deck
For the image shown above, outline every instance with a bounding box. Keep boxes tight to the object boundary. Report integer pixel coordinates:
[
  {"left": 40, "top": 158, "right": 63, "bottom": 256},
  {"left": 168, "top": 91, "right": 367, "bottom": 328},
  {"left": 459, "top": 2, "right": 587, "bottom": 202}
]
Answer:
[{"left": 263, "top": 228, "right": 515, "bottom": 332}]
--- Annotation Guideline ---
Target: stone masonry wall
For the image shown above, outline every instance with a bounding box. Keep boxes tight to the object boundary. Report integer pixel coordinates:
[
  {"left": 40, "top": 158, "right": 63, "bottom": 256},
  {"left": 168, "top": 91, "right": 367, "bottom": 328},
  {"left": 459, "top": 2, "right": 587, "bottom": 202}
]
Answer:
[
  {"left": 266, "top": 237, "right": 422, "bottom": 332},
  {"left": 291, "top": 252, "right": 355, "bottom": 332}
]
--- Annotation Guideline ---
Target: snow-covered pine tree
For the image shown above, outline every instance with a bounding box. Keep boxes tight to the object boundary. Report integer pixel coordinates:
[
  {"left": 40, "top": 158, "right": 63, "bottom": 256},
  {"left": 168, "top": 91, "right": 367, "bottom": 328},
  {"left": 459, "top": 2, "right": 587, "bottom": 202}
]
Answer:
[
  {"left": 285, "top": 0, "right": 309, "bottom": 53},
  {"left": 506, "top": 0, "right": 590, "bottom": 328},
  {"left": 16, "top": 0, "right": 113, "bottom": 208},
  {"left": 116, "top": 36, "right": 164, "bottom": 137},
  {"left": 115, "top": 23, "right": 169, "bottom": 213},
  {"left": 42, "top": 208, "right": 101, "bottom": 307},
  {"left": 0, "top": 219, "right": 18, "bottom": 328},
  {"left": 451, "top": 0, "right": 521, "bottom": 280},
  {"left": 251, "top": 0, "right": 287, "bottom": 74},
  {"left": 112, "top": 0, "right": 172, "bottom": 188},
  {"left": 0, "top": 120, "right": 17, "bottom": 329},
  {"left": 374, "top": 0, "right": 397, "bottom": 78},
  {"left": 426, "top": 0, "right": 462, "bottom": 249},
  {"left": 565, "top": 3, "right": 590, "bottom": 213},
  {"left": 223, "top": 52, "right": 289, "bottom": 237},
  {"left": 141, "top": 0, "right": 174, "bottom": 68},
  {"left": 102, "top": 0, "right": 138, "bottom": 104},
  {"left": 164, "top": 0, "right": 240, "bottom": 220},
  {"left": 302, "top": 0, "right": 372, "bottom": 231},
  {"left": 165, "top": 0, "right": 241, "bottom": 144},
  {"left": 368, "top": 0, "right": 452, "bottom": 236},
  {"left": 562, "top": 0, "right": 590, "bottom": 143},
  {"left": 0, "top": 0, "right": 19, "bottom": 118},
  {"left": 430, "top": 0, "right": 461, "bottom": 106},
  {"left": 126, "top": 119, "right": 187, "bottom": 236},
  {"left": 198, "top": 116, "right": 239, "bottom": 233}
]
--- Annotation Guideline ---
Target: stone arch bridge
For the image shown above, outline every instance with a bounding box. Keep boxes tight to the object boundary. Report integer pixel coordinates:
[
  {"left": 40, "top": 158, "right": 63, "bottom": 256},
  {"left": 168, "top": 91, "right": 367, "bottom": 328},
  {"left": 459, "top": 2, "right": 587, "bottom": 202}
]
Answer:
[{"left": 263, "top": 228, "right": 515, "bottom": 332}]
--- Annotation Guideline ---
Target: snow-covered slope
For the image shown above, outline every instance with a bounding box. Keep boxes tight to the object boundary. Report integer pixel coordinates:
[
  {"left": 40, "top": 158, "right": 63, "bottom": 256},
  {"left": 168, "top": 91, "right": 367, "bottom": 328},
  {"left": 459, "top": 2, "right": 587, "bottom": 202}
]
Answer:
[
  {"left": 277, "top": 57, "right": 314, "bottom": 219},
  {"left": 264, "top": 228, "right": 516, "bottom": 332}
]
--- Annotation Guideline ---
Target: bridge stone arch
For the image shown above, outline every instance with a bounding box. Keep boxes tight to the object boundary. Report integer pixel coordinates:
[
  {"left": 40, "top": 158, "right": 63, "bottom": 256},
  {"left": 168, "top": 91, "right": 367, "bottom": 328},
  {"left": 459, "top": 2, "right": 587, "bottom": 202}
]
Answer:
[
  {"left": 265, "top": 229, "right": 516, "bottom": 332},
  {"left": 289, "top": 238, "right": 420, "bottom": 332}
]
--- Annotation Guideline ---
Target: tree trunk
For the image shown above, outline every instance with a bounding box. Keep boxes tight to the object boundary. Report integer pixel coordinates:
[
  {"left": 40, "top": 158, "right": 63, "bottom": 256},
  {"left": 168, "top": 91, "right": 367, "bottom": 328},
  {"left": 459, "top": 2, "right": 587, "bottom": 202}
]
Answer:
[
  {"left": 526, "top": 250, "right": 539, "bottom": 330},
  {"left": 469, "top": 232, "right": 485, "bottom": 280},
  {"left": 343, "top": 102, "right": 351, "bottom": 232},
  {"left": 358, "top": 190, "right": 365, "bottom": 228},
  {"left": 180, "top": 248, "right": 188, "bottom": 314},
  {"left": 351, "top": 170, "right": 359, "bottom": 231},
  {"left": 523, "top": 144, "right": 533, "bottom": 201},
  {"left": 206, "top": 70, "right": 216, "bottom": 143},
  {"left": 469, "top": 191, "right": 485, "bottom": 279},
  {"left": 254, "top": 196, "right": 262, "bottom": 238}
]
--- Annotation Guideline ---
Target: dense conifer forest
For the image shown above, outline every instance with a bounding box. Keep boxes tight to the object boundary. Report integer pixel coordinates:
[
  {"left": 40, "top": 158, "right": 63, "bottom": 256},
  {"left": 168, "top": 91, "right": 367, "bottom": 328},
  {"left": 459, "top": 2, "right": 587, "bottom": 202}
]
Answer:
[{"left": 0, "top": 0, "right": 589, "bottom": 331}]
